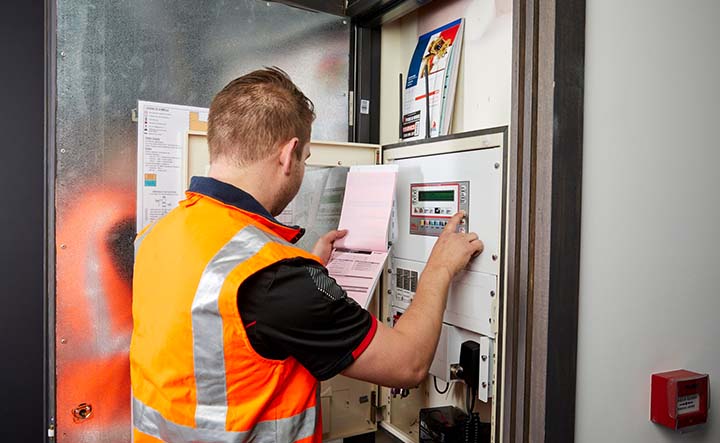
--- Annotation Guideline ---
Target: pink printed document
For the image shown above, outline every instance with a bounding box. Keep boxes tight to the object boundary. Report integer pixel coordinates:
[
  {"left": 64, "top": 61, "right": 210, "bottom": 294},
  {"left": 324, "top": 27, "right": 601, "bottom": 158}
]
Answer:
[{"left": 328, "top": 165, "right": 398, "bottom": 308}]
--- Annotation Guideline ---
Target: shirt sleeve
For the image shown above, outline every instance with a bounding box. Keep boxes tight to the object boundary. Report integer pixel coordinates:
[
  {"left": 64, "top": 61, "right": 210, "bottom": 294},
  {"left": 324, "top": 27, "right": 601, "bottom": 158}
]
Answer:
[{"left": 237, "top": 258, "right": 377, "bottom": 381}]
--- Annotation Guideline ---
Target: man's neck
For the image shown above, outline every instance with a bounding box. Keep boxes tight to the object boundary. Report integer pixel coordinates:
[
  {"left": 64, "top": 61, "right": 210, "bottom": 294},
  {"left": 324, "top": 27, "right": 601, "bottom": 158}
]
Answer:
[{"left": 208, "top": 161, "right": 277, "bottom": 216}]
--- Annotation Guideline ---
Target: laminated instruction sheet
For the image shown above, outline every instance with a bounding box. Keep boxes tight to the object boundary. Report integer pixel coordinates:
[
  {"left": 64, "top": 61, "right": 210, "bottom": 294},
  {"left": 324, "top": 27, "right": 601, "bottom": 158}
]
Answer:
[
  {"left": 327, "top": 165, "right": 398, "bottom": 308},
  {"left": 136, "top": 100, "right": 208, "bottom": 231}
]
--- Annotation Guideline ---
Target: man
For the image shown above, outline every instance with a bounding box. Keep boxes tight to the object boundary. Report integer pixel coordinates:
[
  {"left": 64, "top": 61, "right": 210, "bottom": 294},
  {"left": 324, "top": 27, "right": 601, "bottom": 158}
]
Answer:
[{"left": 130, "top": 67, "right": 483, "bottom": 443}]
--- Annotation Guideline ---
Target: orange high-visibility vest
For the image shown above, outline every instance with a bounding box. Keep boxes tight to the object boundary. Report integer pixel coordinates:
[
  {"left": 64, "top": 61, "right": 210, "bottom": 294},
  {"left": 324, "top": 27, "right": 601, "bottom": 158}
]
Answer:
[{"left": 131, "top": 190, "right": 323, "bottom": 443}]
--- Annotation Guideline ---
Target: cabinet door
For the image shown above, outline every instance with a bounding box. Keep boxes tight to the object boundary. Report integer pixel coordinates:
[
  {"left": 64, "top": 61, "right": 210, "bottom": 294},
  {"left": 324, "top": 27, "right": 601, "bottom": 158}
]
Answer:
[{"left": 58, "top": 5, "right": 350, "bottom": 439}]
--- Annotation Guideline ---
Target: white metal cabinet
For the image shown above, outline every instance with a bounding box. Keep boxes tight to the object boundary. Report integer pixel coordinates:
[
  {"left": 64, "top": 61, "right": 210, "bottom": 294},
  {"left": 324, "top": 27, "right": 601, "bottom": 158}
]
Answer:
[{"left": 183, "top": 129, "right": 507, "bottom": 442}]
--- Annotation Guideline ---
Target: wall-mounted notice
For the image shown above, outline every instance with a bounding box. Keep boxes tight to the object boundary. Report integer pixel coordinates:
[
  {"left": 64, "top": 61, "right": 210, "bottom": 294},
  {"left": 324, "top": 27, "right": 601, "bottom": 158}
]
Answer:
[{"left": 136, "top": 100, "right": 208, "bottom": 231}]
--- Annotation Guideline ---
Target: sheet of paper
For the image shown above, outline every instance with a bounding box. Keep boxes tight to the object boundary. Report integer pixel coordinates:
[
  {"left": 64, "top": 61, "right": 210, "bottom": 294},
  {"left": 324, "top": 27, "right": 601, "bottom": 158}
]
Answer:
[
  {"left": 136, "top": 100, "right": 209, "bottom": 231},
  {"left": 298, "top": 167, "right": 349, "bottom": 251},
  {"left": 334, "top": 165, "right": 398, "bottom": 252},
  {"left": 326, "top": 250, "right": 388, "bottom": 308}
]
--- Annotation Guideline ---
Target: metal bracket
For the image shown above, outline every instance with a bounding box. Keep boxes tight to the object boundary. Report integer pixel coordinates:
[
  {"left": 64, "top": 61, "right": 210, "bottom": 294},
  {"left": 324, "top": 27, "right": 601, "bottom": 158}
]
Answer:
[{"left": 479, "top": 337, "right": 494, "bottom": 402}]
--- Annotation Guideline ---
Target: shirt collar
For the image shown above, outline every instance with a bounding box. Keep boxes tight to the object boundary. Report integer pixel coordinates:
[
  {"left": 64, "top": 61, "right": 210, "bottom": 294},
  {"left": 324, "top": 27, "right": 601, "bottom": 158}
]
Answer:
[{"left": 187, "top": 176, "right": 305, "bottom": 243}]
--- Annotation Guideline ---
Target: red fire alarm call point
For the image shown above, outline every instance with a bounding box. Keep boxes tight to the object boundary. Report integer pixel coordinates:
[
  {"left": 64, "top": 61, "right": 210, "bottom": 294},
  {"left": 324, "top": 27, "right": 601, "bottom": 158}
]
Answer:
[{"left": 651, "top": 369, "right": 709, "bottom": 431}]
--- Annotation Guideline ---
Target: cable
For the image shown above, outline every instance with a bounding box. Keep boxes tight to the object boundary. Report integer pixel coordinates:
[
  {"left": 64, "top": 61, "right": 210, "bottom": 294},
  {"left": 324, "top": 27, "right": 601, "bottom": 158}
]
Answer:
[
  {"left": 471, "top": 387, "right": 477, "bottom": 414},
  {"left": 463, "top": 387, "right": 480, "bottom": 442},
  {"left": 464, "top": 383, "right": 471, "bottom": 414},
  {"left": 464, "top": 384, "right": 478, "bottom": 414},
  {"left": 433, "top": 376, "right": 450, "bottom": 394}
]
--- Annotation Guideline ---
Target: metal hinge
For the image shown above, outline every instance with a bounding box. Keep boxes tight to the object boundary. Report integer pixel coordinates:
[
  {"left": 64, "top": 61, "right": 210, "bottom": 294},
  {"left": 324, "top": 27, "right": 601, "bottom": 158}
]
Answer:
[
  {"left": 47, "top": 417, "right": 56, "bottom": 439},
  {"left": 348, "top": 90, "right": 355, "bottom": 127},
  {"left": 370, "top": 390, "right": 381, "bottom": 424}
]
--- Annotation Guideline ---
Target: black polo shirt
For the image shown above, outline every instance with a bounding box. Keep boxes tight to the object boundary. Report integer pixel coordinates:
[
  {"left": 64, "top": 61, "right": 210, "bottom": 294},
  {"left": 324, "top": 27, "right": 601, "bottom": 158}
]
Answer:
[{"left": 188, "top": 177, "right": 376, "bottom": 381}]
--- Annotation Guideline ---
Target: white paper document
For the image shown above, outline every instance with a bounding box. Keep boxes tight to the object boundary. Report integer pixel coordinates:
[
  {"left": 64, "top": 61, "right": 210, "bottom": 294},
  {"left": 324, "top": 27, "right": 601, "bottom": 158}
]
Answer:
[
  {"left": 136, "top": 100, "right": 209, "bottom": 231},
  {"left": 334, "top": 165, "right": 398, "bottom": 252},
  {"left": 326, "top": 250, "right": 388, "bottom": 309},
  {"left": 328, "top": 165, "right": 398, "bottom": 308}
]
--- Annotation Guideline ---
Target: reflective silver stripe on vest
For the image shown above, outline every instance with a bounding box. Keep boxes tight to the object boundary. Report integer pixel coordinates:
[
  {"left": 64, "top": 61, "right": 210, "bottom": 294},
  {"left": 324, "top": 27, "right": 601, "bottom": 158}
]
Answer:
[
  {"left": 191, "top": 225, "right": 271, "bottom": 429},
  {"left": 134, "top": 222, "right": 156, "bottom": 257},
  {"left": 133, "top": 396, "right": 317, "bottom": 443}
]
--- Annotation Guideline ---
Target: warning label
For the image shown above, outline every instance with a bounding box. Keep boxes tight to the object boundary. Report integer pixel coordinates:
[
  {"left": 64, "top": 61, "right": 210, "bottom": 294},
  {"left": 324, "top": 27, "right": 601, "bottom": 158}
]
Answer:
[{"left": 677, "top": 394, "right": 700, "bottom": 414}]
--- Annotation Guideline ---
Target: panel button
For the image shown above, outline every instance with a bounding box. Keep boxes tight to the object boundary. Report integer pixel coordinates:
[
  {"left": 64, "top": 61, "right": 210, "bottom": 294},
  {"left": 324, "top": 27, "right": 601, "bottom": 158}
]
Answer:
[{"left": 435, "top": 208, "right": 441, "bottom": 214}]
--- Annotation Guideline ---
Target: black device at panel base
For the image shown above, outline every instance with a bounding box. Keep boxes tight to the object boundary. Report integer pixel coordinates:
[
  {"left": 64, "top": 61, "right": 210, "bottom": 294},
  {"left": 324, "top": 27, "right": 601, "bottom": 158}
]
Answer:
[
  {"left": 419, "top": 405, "right": 490, "bottom": 443},
  {"left": 459, "top": 340, "right": 481, "bottom": 390}
]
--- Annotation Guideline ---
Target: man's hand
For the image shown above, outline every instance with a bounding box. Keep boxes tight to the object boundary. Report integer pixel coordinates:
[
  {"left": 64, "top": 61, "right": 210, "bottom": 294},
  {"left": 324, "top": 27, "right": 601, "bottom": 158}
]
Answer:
[
  {"left": 342, "top": 212, "right": 485, "bottom": 388},
  {"left": 425, "top": 211, "right": 484, "bottom": 279},
  {"left": 312, "top": 230, "right": 348, "bottom": 264}
]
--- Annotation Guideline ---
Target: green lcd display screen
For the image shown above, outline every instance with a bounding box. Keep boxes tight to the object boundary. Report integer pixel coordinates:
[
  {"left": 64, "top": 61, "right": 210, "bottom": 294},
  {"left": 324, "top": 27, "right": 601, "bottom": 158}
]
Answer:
[{"left": 418, "top": 190, "right": 455, "bottom": 201}]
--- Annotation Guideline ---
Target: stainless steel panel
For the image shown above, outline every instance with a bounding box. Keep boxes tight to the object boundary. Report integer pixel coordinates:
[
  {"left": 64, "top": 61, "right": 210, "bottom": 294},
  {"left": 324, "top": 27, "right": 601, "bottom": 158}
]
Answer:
[{"left": 55, "top": 1, "right": 349, "bottom": 441}]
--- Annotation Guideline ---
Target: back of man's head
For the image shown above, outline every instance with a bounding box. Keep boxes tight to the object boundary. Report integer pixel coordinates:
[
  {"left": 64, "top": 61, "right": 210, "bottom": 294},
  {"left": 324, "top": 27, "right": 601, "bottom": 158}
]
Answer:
[{"left": 208, "top": 67, "right": 315, "bottom": 166}]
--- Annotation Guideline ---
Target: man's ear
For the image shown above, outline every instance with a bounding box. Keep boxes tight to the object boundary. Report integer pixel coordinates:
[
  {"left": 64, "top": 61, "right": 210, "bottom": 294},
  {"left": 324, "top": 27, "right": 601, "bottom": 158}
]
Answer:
[{"left": 278, "top": 137, "right": 300, "bottom": 176}]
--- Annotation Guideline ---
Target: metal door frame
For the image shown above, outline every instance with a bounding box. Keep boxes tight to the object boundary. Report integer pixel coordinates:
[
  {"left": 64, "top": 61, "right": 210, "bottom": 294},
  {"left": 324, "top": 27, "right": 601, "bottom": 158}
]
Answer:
[{"left": 6, "top": 0, "right": 586, "bottom": 441}]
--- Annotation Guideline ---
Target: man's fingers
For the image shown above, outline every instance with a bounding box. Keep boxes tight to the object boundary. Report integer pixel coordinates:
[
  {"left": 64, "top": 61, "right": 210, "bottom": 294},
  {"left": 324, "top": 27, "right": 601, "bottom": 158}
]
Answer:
[
  {"left": 465, "top": 232, "right": 479, "bottom": 243},
  {"left": 323, "top": 229, "right": 347, "bottom": 242},
  {"left": 444, "top": 211, "right": 465, "bottom": 232},
  {"left": 469, "top": 239, "right": 484, "bottom": 258}
]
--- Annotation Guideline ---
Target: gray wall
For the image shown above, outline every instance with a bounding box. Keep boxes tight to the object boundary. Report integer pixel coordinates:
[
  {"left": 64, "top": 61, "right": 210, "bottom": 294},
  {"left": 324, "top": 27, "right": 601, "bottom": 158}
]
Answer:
[{"left": 576, "top": 1, "right": 720, "bottom": 441}]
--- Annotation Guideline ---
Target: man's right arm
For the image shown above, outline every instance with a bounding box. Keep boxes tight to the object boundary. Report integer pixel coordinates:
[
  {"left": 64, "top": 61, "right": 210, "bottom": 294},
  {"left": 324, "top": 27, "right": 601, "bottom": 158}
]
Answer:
[{"left": 342, "top": 211, "right": 483, "bottom": 387}]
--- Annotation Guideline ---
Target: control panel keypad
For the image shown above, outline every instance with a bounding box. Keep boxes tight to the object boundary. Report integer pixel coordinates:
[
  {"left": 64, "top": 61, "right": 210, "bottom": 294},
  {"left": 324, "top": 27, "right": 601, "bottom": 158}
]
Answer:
[{"left": 409, "top": 181, "right": 470, "bottom": 237}]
